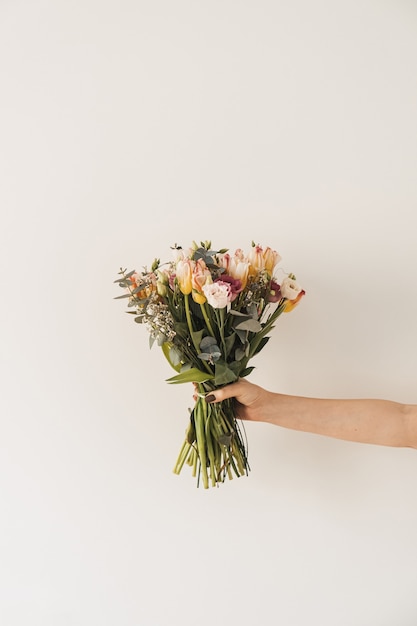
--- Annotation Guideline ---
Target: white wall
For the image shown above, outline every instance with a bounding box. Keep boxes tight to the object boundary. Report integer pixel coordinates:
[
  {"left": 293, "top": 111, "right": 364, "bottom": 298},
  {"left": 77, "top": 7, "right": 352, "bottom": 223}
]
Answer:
[{"left": 1, "top": 1, "right": 417, "bottom": 624}]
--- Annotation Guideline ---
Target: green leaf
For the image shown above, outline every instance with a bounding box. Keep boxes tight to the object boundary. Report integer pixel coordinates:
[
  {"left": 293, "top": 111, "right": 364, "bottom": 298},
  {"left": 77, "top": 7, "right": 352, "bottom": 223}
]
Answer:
[
  {"left": 132, "top": 285, "right": 149, "bottom": 294},
  {"left": 240, "top": 366, "right": 255, "bottom": 378},
  {"left": 161, "top": 342, "right": 183, "bottom": 372},
  {"left": 236, "top": 329, "right": 247, "bottom": 344},
  {"left": 251, "top": 335, "right": 270, "bottom": 356},
  {"left": 200, "top": 336, "right": 218, "bottom": 350},
  {"left": 214, "top": 362, "right": 238, "bottom": 386},
  {"left": 166, "top": 368, "right": 214, "bottom": 384},
  {"left": 123, "top": 270, "right": 136, "bottom": 279},
  {"left": 228, "top": 310, "right": 248, "bottom": 317},
  {"left": 224, "top": 332, "right": 236, "bottom": 357},
  {"left": 234, "top": 318, "right": 262, "bottom": 332},
  {"left": 113, "top": 293, "right": 131, "bottom": 300}
]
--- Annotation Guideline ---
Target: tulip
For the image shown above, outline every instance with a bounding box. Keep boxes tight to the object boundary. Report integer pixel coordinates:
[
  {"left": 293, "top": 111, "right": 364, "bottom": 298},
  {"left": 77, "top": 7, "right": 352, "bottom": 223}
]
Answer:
[
  {"left": 263, "top": 247, "right": 281, "bottom": 275},
  {"left": 283, "top": 289, "right": 305, "bottom": 312},
  {"left": 217, "top": 252, "right": 231, "bottom": 273},
  {"left": 191, "top": 259, "right": 211, "bottom": 304},
  {"left": 176, "top": 259, "right": 194, "bottom": 295},
  {"left": 248, "top": 244, "right": 265, "bottom": 276},
  {"left": 228, "top": 258, "right": 250, "bottom": 291}
]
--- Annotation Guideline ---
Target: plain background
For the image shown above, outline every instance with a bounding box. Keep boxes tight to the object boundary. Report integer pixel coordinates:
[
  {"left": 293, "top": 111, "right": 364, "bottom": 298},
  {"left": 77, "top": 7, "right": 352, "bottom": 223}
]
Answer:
[{"left": 1, "top": 1, "right": 417, "bottom": 624}]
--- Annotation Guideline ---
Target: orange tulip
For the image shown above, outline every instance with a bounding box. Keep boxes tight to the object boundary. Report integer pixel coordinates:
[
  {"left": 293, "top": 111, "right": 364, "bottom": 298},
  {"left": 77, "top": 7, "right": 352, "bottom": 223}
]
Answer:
[
  {"left": 283, "top": 289, "right": 305, "bottom": 312},
  {"left": 191, "top": 259, "right": 211, "bottom": 304}
]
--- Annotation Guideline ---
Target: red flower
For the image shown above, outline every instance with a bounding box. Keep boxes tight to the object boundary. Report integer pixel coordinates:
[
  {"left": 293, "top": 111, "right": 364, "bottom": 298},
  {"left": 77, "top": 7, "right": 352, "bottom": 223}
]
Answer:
[{"left": 268, "top": 280, "right": 281, "bottom": 303}]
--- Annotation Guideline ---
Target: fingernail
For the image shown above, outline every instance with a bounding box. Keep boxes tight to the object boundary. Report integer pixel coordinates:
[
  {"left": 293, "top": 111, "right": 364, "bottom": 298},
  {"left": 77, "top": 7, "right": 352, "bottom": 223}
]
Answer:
[{"left": 205, "top": 394, "right": 216, "bottom": 403}]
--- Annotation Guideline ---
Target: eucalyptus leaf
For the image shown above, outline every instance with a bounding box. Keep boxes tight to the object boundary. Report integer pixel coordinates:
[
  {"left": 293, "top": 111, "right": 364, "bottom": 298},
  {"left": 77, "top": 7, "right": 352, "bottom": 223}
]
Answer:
[
  {"left": 200, "top": 336, "right": 218, "bottom": 350},
  {"left": 132, "top": 285, "right": 149, "bottom": 294},
  {"left": 234, "top": 318, "right": 262, "bottom": 332},
  {"left": 123, "top": 270, "right": 136, "bottom": 279},
  {"left": 214, "top": 362, "right": 238, "bottom": 386},
  {"left": 113, "top": 293, "right": 131, "bottom": 300}
]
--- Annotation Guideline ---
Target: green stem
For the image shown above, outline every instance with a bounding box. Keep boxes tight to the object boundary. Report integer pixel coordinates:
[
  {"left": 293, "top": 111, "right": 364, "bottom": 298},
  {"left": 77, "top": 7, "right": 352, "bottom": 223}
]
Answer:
[
  {"left": 195, "top": 390, "right": 209, "bottom": 489},
  {"left": 185, "top": 293, "right": 200, "bottom": 353},
  {"left": 215, "top": 307, "right": 227, "bottom": 358},
  {"left": 200, "top": 302, "right": 216, "bottom": 338},
  {"left": 185, "top": 294, "right": 212, "bottom": 375}
]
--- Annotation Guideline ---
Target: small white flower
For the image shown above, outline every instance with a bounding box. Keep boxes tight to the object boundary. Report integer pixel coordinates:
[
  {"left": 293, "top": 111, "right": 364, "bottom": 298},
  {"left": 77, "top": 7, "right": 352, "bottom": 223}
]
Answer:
[{"left": 281, "top": 276, "right": 302, "bottom": 300}]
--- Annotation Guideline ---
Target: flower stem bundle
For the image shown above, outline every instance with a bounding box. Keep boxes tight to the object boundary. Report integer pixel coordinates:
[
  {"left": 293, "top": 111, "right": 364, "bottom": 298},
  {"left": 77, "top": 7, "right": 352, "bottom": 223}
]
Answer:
[{"left": 115, "top": 240, "right": 305, "bottom": 488}]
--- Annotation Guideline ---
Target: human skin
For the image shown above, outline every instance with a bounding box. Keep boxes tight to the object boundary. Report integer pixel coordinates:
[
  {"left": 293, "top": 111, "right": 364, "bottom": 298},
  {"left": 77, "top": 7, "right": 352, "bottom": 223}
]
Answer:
[{"left": 205, "top": 379, "right": 417, "bottom": 449}]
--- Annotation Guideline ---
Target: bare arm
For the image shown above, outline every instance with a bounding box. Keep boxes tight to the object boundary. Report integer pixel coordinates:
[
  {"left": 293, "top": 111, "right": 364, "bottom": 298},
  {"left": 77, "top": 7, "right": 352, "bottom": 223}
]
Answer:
[{"left": 205, "top": 379, "right": 417, "bottom": 449}]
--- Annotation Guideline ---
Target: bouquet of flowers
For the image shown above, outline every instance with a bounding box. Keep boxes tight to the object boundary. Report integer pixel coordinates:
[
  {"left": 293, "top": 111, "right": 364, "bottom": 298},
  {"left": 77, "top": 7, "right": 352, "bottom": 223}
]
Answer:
[{"left": 115, "top": 241, "right": 304, "bottom": 488}]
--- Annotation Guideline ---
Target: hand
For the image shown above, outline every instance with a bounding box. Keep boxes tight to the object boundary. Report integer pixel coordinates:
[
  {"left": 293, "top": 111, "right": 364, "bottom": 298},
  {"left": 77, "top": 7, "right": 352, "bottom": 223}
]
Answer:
[{"left": 204, "top": 379, "right": 273, "bottom": 423}]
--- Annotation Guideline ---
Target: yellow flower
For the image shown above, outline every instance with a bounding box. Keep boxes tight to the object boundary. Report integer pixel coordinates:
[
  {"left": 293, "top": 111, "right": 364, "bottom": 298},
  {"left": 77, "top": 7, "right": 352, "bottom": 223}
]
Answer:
[
  {"left": 248, "top": 244, "right": 265, "bottom": 276},
  {"left": 228, "top": 257, "right": 250, "bottom": 290},
  {"left": 263, "top": 247, "right": 281, "bottom": 275},
  {"left": 176, "top": 259, "right": 193, "bottom": 295}
]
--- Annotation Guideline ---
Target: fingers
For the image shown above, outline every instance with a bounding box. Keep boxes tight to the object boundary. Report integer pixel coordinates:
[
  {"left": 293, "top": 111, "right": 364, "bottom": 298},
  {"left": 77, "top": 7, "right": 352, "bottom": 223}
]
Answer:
[{"left": 205, "top": 380, "right": 249, "bottom": 403}]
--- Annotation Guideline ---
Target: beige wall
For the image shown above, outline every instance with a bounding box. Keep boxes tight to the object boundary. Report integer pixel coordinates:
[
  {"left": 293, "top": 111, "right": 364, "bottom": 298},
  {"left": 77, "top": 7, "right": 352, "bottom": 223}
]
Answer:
[{"left": 1, "top": 1, "right": 417, "bottom": 624}]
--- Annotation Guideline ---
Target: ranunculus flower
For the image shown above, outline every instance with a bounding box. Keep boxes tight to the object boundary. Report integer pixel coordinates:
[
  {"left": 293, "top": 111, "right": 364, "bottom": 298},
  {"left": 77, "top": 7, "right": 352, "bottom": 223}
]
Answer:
[
  {"left": 281, "top": 276, "right": 303, "bottom": 300},
  {"left": 267, "top": 280, "right": 281, "bottom": 303},
  {"left": 176, "top": 259, "right": 194, "bottom": 295},
  {"left": 214, "top": 275, "right": 242, "bottom": 302},
  {"left": 202, "top": 281, "right": 232, "bottom": 309}
]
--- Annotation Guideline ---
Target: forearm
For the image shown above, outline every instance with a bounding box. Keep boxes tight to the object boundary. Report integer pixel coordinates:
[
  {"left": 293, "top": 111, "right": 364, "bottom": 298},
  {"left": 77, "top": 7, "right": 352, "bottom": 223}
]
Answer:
[{"left": 265, "top": 393, "right": 417, "bottom": 449}]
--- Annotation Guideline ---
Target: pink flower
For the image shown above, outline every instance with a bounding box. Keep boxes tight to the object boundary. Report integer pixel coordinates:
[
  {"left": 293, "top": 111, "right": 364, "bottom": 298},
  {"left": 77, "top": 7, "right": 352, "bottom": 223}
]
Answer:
[
  {"left": 202, "top": 281, "right": 232, "bottom": 309},
  {"left": 214, "top": 275, "right": 242, "bottom": 302}
]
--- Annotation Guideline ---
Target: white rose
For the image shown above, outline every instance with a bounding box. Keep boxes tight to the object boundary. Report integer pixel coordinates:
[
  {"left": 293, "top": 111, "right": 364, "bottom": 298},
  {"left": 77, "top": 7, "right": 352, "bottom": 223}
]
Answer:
[
  {"left": 202, "top": 281, "right": 231, "bottom": 309},
  {"left": 280, "top": 276, "right": 302, "bottom": 300}
]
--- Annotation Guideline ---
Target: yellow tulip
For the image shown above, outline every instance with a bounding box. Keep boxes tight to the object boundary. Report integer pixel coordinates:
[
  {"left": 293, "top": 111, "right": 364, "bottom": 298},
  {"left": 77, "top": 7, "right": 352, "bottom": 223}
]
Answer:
[
  {"left": 228, "top": 258, "right": 250, "bottom": 290},
  {"left": 176, "top": 259, "right": 193, "bottom": 295},
  {"left": 263, "top": 247, "right": 281, "bottom": 275}
]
